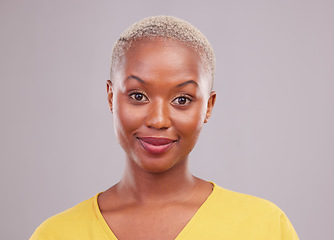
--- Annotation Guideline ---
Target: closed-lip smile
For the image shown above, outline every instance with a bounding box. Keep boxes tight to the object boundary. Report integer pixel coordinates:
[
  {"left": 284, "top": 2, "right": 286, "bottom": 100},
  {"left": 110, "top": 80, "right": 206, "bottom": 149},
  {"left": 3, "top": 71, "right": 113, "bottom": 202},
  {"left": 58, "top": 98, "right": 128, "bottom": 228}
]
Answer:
[{"left": 137, "top": 137, "right": 177, "bottom": 155}]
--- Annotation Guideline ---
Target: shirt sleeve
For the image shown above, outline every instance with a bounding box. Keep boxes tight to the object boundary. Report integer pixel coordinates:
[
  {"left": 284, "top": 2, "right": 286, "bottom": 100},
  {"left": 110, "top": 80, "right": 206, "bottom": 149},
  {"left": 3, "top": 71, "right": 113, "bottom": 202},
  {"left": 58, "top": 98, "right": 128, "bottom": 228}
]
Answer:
[
  {"left": 29, "top": 222, "right": 51, "bottom": 240},
  {"left": 29, "top": 228, "right": 46, "bottom": 240},
  {"left": 280, "top": 211, "right": 299, "bottom": 240}
]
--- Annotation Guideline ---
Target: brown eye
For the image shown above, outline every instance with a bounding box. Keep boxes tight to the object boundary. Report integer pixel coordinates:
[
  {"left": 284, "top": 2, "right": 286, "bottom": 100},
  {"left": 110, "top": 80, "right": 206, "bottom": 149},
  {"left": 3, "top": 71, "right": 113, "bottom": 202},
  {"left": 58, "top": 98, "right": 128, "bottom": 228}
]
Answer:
[
  {"left": 134, "top": 93, "right": 143, "bottom": 101},
  {"left": 177, "top": 97, "right": 187, "bottom": 105},
  {"left": 172, "top": 96, "right": 192, "bottom": 106},
  {"left": 129, "top": 92, "right": 149, "bottom": 102}
]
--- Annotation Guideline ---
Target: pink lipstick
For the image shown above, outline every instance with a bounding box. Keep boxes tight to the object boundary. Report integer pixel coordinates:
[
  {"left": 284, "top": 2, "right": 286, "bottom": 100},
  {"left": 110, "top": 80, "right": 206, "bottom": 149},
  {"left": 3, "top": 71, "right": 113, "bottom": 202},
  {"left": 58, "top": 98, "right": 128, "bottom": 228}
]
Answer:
[{"left": 137, "top": 137, "right": 176, "bottom": 155}]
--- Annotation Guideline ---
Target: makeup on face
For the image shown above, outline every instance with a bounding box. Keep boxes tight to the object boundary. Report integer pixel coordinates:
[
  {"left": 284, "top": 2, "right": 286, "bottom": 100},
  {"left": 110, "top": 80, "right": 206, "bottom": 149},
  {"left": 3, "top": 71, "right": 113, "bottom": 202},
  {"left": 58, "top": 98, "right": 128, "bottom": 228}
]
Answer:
[{"left": 110, "top": 39, "right": 215, "bottom": 173}]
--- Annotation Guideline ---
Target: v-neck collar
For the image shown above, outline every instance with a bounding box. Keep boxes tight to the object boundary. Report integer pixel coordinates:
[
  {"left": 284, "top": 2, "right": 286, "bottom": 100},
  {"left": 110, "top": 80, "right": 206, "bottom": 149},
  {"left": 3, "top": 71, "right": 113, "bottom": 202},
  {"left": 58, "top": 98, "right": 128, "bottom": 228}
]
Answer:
[
  {"left": 93, "top": 182, "right": 217, "bottom": 240},
  {"left": 174, "top": 182, "right": 216, "bottom": 239}
]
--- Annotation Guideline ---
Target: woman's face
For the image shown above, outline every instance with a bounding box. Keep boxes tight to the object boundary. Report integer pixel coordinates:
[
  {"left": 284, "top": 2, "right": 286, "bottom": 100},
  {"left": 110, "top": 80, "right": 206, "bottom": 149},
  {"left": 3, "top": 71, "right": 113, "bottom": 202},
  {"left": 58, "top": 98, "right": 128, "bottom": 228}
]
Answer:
[{"left": 108, "top": 39, "right": 216, "bottom": 173}]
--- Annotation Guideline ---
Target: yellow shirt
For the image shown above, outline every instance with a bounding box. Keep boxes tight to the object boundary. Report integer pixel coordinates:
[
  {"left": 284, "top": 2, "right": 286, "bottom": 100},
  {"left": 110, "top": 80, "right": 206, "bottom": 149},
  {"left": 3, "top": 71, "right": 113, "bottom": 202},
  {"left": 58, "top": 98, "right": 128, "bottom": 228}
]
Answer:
[{"left": 30, "top": 183, "right": 299, "bottom": 239}]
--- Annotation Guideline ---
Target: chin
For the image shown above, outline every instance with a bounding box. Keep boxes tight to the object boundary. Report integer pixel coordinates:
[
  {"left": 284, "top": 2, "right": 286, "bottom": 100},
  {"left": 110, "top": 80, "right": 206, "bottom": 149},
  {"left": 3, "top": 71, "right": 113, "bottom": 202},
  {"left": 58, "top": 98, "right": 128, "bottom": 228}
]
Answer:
[
  {"left": 133, "top": 155, "right": 186, "bottom": 174},
  {"left": 137, "top": 160, "right": 175, "bottom": 174}
]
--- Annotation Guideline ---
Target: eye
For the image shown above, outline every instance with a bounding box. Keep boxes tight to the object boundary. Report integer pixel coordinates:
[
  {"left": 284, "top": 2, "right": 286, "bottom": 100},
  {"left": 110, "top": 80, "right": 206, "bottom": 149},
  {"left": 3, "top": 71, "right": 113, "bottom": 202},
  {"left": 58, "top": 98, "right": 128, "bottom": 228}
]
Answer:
[
  {"left": 129, "top": 91, "right": 149, "bottom": 102},
  {"left": 172, "top": 95, "right": 192, "bottom": 106}
]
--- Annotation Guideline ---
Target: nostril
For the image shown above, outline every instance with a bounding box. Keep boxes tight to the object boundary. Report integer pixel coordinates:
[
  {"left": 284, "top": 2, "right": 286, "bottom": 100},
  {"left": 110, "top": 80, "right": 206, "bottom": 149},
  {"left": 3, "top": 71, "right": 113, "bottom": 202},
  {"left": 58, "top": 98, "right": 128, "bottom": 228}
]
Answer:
[
  {"left": 145, "top": 104, "right": 171, "bottom": 130},
  {"left": 146, "top": 118, "right": 171, "bottom": 130},
  {"left": 154, "top": 126, "right": 169, "bottom": 130}
]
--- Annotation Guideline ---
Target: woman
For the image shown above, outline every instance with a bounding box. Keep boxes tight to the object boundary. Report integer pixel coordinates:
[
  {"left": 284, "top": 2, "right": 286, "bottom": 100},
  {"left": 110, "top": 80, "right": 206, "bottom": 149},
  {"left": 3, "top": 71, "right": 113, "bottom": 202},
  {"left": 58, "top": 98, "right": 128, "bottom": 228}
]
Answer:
[{"left": 30, "top": 16, "right": 299, "bottom": 240}]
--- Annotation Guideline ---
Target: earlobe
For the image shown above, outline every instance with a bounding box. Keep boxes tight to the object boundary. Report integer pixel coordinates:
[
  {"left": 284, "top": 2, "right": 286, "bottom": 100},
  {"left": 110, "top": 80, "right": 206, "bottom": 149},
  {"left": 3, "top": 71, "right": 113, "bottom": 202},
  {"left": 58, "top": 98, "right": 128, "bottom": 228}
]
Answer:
[
  {"left": 204, "top": 91, "right": 216, "bottom": 123},
  {"left": 106, "top": 80, "right": 113, "bottom": 113}
]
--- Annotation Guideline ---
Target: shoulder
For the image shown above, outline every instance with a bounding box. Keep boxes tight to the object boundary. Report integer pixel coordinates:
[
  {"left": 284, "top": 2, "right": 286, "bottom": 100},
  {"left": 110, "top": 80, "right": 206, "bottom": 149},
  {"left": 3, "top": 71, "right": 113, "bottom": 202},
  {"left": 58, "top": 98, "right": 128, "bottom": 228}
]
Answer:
[
  {"left": 41, "top": 196, "right": 95, "bottom": 227},
  {"left": 30, "top": 195, "right": 97, "bottom": 240},
  {"left": 209, "top": 183, "right": 299, "bottom": 239},
  {"left": 189, "top": 183, "right": 299, "bottom": 239},
  {"left": 209, "top": 183, "right": 299, "bottom": 231},
  {"left": 211, "top": 183, "right": 283, "bottom": 217}
]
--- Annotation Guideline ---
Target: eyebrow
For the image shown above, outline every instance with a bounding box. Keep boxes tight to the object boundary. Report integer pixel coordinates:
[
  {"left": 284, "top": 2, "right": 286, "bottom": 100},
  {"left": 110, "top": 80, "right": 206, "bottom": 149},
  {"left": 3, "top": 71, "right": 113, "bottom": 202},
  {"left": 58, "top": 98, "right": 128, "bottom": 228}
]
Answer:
[
  {"left": 126, "top": 75, "right": 146, "bottom": 84},
  {"left": 176, "top": 80, "right": 198, "bottom": 88},
  {"left": 126, "top": 75, "right": 198, "bottom": 88}
]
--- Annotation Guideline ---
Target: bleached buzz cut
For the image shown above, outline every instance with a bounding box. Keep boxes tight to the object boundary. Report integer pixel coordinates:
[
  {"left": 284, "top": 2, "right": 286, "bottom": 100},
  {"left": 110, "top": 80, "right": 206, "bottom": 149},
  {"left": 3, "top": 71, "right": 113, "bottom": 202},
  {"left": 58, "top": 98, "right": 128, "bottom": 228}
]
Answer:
[{"left": 110, "top": 16, "right": 216, "bottom": 90}]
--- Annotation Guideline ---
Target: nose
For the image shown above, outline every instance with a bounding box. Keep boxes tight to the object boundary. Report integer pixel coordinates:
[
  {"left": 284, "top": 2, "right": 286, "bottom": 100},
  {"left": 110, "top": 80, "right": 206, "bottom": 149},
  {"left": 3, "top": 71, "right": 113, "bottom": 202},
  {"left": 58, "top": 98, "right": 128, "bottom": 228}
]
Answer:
[{"left": 145, "top": 99, "right": 171, "bottom": 130}]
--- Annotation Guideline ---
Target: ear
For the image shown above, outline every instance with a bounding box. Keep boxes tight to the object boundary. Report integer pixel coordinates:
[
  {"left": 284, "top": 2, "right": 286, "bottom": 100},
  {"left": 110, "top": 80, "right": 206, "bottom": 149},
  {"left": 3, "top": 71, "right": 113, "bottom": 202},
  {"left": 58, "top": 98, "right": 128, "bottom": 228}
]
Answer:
[
  {"left": 204, "top": 91, "right": 216, "bottom": 123},
  {"left": 106, "top": 80, "right": 113, "bottom": 113}
]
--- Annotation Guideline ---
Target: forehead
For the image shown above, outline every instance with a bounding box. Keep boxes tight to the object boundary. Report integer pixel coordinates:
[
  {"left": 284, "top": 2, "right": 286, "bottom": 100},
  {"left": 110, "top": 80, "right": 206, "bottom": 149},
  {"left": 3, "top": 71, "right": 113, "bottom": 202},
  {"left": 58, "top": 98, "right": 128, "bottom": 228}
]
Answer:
[
  {"left": 132, "top": 40, "right": 203, "bottom": 68},
  {"left": 124, "top": 39, "right": 205, "bottom": 77}
]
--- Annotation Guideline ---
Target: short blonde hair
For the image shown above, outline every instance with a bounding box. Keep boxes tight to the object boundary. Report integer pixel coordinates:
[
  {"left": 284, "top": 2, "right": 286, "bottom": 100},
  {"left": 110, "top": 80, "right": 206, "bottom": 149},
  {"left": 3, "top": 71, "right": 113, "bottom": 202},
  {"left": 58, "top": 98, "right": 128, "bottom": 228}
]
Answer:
[{"left": 111, "top": 16, "right": 216, "bottom": 90}]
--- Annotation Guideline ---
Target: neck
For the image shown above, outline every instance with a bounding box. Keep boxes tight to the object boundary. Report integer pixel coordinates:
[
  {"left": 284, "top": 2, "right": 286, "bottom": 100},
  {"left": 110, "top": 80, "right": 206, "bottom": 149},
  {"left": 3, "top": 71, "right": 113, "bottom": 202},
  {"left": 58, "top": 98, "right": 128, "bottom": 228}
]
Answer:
[{"left": 116, "top": 157, "right": 198, "bottom": 203}]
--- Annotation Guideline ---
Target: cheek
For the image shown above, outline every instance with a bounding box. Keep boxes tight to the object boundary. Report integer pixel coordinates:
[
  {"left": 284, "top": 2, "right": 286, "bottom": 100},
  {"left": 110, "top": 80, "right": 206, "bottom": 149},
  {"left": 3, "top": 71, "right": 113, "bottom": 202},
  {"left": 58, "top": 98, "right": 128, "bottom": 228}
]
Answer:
[
  {"left": 172, "top": 103, "right": 206, "bottom": 138},
  {"left": 113, "top": 95, "right": 144, "bottom": 141}
]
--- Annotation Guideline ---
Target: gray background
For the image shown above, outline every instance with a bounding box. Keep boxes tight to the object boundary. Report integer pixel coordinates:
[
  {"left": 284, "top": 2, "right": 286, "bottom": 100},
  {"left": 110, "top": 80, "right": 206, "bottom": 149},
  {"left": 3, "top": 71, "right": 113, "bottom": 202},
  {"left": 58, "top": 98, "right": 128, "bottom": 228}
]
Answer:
[{"left": 1, "top": 0, "right": 333, "bottom": 239}]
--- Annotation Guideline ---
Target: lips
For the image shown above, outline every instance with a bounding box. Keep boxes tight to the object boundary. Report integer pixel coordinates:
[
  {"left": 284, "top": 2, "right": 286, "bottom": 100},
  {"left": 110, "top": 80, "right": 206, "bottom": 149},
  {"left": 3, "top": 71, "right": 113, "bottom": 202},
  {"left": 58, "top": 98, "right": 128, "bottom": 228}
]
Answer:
[{"left": 137, "top": 137, "right": 177, "bottom": 155}]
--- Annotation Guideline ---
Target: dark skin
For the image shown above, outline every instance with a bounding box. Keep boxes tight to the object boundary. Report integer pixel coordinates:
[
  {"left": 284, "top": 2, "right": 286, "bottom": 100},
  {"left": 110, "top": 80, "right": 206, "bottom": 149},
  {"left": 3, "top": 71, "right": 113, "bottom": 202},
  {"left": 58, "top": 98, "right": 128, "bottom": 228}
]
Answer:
[{"left": 100, "top": 39, "right": 216, "bottom": 240}]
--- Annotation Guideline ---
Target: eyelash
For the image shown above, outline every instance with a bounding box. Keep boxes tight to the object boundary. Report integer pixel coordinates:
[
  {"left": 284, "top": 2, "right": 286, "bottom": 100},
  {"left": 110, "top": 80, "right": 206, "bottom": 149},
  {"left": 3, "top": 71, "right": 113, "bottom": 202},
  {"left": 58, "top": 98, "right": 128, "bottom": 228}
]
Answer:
[
  {"left": 171, "top": 95, "right": 193, "bottom": 106},
  {"left": 129, "top": 91, "right": 149, "bottom": 102},
  {"left": 128, "top": 91, "right": 193, "bottom": 106}
]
